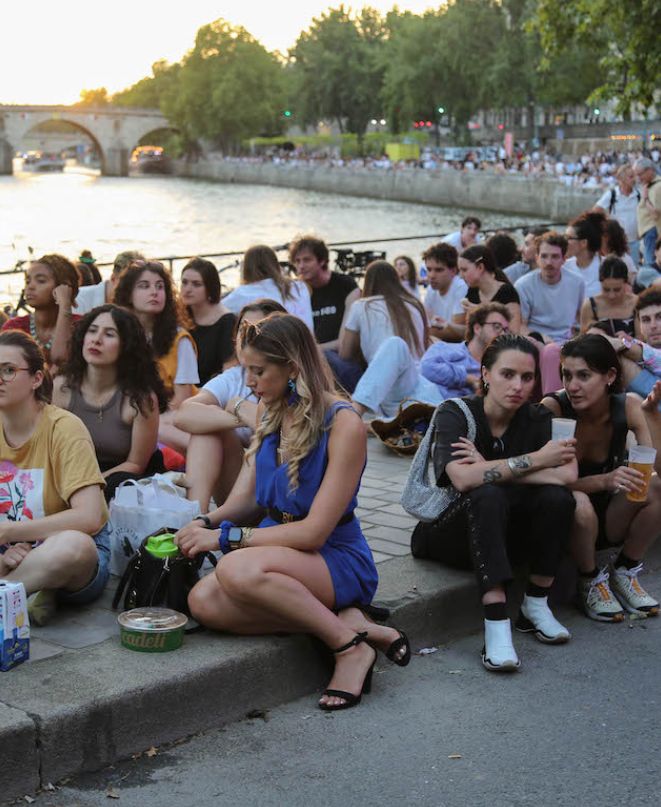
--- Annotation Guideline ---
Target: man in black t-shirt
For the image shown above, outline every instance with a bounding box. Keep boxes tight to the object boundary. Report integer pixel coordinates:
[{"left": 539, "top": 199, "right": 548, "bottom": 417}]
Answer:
[{"left": 290, "top": 236, "right": 363, "bottom": 391}]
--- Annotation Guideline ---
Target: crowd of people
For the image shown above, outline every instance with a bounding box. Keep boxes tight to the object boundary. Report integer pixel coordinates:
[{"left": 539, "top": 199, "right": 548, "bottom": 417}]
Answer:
[
  {"left": 219, "top": 144, "right": 661, "bottom": 189},
  {"left": 0, "top": 155, "right": 660, "bottom": 708}
]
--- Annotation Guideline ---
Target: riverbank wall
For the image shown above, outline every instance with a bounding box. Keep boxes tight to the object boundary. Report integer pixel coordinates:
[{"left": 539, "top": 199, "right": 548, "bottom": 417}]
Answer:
[{"left": 173, "top": 158, "right": 598, "bottom": 221}]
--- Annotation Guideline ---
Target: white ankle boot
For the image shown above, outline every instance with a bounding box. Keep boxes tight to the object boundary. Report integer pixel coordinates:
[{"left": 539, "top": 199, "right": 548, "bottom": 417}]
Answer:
[
  {"left": 516, "top": 594, "right": 570, "bottom": 644},
  {"left": 482, "top": 618, "right": 520, "bottom": 672}
]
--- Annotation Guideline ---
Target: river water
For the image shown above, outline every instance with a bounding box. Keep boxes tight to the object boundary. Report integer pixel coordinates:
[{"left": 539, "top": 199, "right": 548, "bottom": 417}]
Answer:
[{"left": 0, "top": 168, "right": 545, "bottom": 304}]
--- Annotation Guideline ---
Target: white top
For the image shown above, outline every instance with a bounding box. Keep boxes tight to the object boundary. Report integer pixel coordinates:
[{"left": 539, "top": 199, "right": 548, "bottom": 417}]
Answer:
[
  {"left": 564, "top": 255, "right": 602, "bottom": 297},
  {"left": 222, "top": 278, "right": 313, "bottom": 331},
  {"left": 424, "top": 276, "right": 467, "bottom": 322},
  {"left": 441, "top": 231, "right": 464, "bottom": 250},
  {"left": 515, "top": 269, "right": 585, "bottom": 343},
  {"left": 595, "top": 186, "right": 640, "bottom": 242},
  {"left": 75, "top": 282, "right": 108, "bottom": 315},
  {"left": 344, "top": 296, "right": 425, "bottom": 363},
  {"left": 202, "top": 364, "right": 257, "bottom": 445},
  {"left": 173, "top": 336, "right": 200, "bottom": 385}
]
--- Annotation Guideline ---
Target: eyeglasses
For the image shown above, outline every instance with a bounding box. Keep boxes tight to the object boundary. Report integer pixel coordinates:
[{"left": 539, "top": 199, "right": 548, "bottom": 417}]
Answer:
[
  {"left": 483, "top": 322, "right": 509, "bottom": 333},
  {"left": 566, "top": 236, "right": 581, "bottom": 241},
  {"left": 0, "top": 365, "right": 30, "bottom": 383}
]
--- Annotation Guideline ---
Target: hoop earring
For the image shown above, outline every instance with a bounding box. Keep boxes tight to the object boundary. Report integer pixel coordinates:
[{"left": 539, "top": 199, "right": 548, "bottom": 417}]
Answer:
[{"left": 483, "top": 381, "right": 489, "bottom": 393}]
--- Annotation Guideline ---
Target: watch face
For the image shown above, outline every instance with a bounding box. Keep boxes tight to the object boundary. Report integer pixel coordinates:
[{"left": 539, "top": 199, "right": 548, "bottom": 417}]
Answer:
[{"left": 228, "top": 527, "right": 243, "bottom": 543}]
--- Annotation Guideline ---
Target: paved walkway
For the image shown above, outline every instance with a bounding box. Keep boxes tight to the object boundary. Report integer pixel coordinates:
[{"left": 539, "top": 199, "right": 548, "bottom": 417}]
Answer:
[{"left": 25, "top": 436, "right": 417, "bottom": 664}]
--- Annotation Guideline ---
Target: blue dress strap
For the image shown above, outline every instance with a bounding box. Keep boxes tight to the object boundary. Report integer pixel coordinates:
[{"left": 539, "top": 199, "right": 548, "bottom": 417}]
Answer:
[{"left": 324, "top": 400, "right": 360, "bottom": 426}]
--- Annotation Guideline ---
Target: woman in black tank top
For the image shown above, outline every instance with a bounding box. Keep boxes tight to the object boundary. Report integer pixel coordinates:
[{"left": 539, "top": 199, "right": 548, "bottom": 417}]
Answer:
[
  {"left": 579, "top": 256, "right": 637, "bottom": 336},
  {"left": 541, "top": 335, "right": 661, "bottom": 623}
]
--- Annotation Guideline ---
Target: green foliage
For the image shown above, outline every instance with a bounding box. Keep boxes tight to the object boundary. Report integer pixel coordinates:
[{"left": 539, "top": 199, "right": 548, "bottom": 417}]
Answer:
[
  {"left": 529, "top": 0, "right": 661, "bottom": 117},
  {"left": 75, "top": 87, "right": 110, "bottom": 107},
  {"left": 290, "top": 6, "right": 386, "bottom": 147},
  {"left": 247, "top": 130, "right": 429, "bottom": 157}
]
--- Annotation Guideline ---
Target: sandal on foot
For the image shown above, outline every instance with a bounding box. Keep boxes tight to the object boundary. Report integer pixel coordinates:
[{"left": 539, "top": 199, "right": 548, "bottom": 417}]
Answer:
[
  {"left": 319, "top": 631, "right": 376, "bottom": 712},
  {"left": 385, "top": 630, "right": 411, "bottom": 667}
]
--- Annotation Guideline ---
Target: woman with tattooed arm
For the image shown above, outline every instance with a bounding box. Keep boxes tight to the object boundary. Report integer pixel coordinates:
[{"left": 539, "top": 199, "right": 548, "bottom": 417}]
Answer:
[{"left": 411, "top": 334, "right": 578, "bottom": 672}]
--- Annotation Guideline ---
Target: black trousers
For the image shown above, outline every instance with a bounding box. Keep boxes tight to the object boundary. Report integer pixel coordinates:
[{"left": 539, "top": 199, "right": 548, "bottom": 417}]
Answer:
[{"left": 411, "top": 484, "right": 576, "bottom": 595}]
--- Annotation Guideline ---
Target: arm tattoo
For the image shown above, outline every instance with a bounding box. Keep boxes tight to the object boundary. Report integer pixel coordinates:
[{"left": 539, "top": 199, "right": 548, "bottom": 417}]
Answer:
[
  {"left": 507, "top": 455, "right": 532, "bottom": 477},
  {"left": 483, "top": 464, "right": 504, "bottom": 483}
]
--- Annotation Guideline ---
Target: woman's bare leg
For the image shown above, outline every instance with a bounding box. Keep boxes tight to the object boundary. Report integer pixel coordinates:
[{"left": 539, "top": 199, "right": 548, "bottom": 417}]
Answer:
[
  {"left": 570, "top": 491, "right": 600, "bottom": 572},
  {"left": 190, "top": 547, "right": 377, "bottom": 707},
  {"left": 605, "top": 476, "right": 661, "bottom": 560},
  {"left": 185, "top": 431, "right": 244, "bottom": 511}
]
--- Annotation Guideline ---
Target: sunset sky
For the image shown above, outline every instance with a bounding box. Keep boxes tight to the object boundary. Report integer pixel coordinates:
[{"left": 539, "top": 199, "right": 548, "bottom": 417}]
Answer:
[{"left": 0, "top": 1, "right": 436, "bottom": 105}]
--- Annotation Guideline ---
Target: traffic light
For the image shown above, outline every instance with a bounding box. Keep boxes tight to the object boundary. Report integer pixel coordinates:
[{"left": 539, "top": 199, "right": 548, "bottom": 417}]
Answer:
[
  {"left": 437, "top": 106, "right": 445, "bottom": 114},
  {"left": 283, "top": 110, "right": 292, "bottom": 118}
]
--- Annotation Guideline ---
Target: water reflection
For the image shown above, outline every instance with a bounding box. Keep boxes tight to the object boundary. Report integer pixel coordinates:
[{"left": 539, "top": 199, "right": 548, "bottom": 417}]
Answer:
[{"left": 0, "top": 171, "right": 543, "bottom": 302}]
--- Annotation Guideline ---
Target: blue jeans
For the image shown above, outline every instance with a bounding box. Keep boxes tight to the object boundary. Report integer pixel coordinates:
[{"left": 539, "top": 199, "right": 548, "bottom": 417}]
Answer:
[
  {"left": 642, "top": 227, "right": 658, "bottom": 267},
  {"left": 353, "top": 336, "right": 442, "bottom": 416},
  {"left": 324, "top": 349, "right": 364, "bottom": 394},
  {"left": 629, "top": 238, "right": 641, "bottom": 269},
  {"left": 57, "top": 522, "right": 112, "bottom": 605}
]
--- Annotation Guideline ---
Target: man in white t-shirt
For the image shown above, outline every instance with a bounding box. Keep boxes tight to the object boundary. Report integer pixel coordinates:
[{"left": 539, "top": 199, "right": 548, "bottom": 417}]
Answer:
[
  {"left": 594, "top": 164, "right": 641, "bottom": 267},
  {"left": 421, "top": 242, "right": 467, "bottom": 342},
  {"left": 442, "top": 216, "right": 481, "bottom": 252},
  {"left": 75, "top": 250, "right": 145, "bottom": 314},
  {"left": 515, "top": 232, "right": 585, "bottom": 343}
]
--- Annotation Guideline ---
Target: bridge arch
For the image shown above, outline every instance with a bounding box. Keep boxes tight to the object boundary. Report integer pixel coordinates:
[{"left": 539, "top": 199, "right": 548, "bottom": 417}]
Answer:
[{"left": 0, "top": 106, "right": 172, "bottom": 176}]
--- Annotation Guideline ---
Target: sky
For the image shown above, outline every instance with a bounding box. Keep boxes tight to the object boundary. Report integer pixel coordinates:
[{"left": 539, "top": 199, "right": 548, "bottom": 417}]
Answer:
[{"left": 0, "top": 1, "right": 435, "bottom": 105}]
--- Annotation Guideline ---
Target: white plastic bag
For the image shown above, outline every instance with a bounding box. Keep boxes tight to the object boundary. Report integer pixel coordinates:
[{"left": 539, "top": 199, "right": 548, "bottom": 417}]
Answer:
[{"left": 108, "top": 475, "right": 200, "bottom": 576}]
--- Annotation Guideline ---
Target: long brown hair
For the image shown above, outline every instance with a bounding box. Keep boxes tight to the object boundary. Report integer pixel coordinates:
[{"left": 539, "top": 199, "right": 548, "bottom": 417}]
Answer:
[
  {"left": 242, "top": 313, "right": 336, "bottom": 491},
  {"left": 242, "top": 245, "right": 293, "bottom": 301},
  {"left": 113, "top": 261, "right": 191, "bottom": 358},
  {"left": 362, "top": 260, "right": 428, "bottom": 357}
]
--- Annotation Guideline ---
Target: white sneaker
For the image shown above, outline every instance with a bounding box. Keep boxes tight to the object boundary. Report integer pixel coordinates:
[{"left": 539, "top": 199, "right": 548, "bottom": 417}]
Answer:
[
  {"left": 27, "top": 590, "right": 57, "bottom": 627},
  {"left": 611, "top": 563, "right": 660, "bottom": 617},
  {"left": 577, "top": 568, "right": 625, "bottom": 622},
  {"left": 482, "top": 618, "right": 520, "bottom": 672},
  {"left": 516, "top": 594, "right": 570, "bottom": 644}
]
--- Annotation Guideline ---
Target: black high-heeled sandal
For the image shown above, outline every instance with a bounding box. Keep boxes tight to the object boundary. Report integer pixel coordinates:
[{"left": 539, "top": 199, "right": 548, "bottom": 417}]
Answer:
[
  {"left": 319, "top": 631, "right": 376, "bottom": 712},
  {"left": 353, "top": 605, "right": 410, "bottom": 668},
  {"left": 385, "top": 630, "right": 411, "bottom": 667}
]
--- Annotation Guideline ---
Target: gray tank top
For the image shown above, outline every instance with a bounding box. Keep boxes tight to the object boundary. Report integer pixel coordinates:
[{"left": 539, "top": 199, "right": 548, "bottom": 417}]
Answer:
[{"left": 68, "top": 387, "right": 132, "bottom": 472}]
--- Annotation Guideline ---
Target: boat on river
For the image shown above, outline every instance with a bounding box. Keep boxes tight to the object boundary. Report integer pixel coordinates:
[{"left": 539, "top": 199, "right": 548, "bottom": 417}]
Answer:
[
  {"left": 130, "top": 146, "right": 172, "bottom": 175},
  {"left": 20, "top": 151, "right": 65, "bottom": 172}
]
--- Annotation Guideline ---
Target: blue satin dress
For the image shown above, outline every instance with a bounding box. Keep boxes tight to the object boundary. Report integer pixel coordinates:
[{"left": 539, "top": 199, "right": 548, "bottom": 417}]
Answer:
[{"left": 254, "top": 401, "right": 378, "bottom": 609}]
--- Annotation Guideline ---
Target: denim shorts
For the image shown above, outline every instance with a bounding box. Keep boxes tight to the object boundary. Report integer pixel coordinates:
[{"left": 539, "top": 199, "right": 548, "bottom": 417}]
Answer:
[
  {"left": 628, "top": 369, "right": 661, "bottom": 409},
  {"left": 57, "top": 522, "right": 112, "bottom": 606}
]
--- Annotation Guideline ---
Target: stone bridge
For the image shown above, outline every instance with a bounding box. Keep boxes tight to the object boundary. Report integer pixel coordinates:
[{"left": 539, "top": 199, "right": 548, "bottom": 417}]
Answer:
[{"left": 0, "top": 105, "right": 173, "bottom": 176}]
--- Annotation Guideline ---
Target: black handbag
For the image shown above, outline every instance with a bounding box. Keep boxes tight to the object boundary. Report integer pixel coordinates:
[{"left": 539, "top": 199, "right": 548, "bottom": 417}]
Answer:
[{"left": 112, "top": 532, "right": 217, "bottom": 617}]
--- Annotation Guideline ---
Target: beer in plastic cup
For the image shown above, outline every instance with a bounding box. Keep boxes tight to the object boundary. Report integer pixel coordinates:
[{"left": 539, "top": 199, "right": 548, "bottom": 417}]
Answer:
[
  {"left": 626, "top": 445, "right": 656, "bottom": 502},
  {"left": 551, "top": 418, "right": 576, "bottom": 441}
]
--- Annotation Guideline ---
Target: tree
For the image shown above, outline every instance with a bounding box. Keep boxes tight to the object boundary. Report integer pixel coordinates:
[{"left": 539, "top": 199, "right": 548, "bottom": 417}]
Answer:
[
  {"left": 291, "top": 6, "right": 386, "bottom": 148},
  {"left": 529, "top": 0, "right": 661, "bottom": 118},
  {"left": 112, "top": 60, "right": 180, "bottom": 109},
  {"left": 75, "top": 87, "right": 110, "bottom": 107}
]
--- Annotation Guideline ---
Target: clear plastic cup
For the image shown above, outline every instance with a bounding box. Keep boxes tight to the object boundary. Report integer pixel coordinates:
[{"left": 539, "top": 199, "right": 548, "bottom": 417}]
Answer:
[
  {"left": 627, "top": 445, "right": 656, "bottom": 502},
  {"left": 551, "top": 418, "right": 576, "bottom": 441}
]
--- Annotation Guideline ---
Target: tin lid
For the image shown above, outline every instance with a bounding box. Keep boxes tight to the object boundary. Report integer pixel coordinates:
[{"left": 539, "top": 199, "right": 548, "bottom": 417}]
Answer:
[{"left": 117, "top": 607, "right": 187, "bottom": 632}]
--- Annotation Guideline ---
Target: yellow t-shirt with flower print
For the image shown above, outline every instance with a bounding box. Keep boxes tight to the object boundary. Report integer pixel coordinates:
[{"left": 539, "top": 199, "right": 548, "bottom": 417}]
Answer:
[{"left": 0, "top": 404, "right": 108, "bottom": 526}]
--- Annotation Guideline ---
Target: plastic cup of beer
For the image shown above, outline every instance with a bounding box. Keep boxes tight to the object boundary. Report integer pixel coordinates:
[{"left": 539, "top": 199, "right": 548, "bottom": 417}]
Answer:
[
  {"left": 627, "top": 445, "right": 656, "bottom": 502},
  {"left": 551, "top": 418, "right": 576, "bottom": 441}
]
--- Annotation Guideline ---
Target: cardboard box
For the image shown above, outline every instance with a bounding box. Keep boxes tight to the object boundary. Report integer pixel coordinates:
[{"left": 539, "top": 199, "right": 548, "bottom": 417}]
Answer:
[{"left": 0, "top": 580, "right": 30, "bottom": 671}]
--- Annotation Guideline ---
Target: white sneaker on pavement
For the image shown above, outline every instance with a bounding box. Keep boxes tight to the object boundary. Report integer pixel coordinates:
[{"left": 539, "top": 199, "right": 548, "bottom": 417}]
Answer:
[
  {"left": 577, "top": 568, "right": 625, "bottom": 622},
  {"left": 516, "top": 594, "right": 571, "bottom": 644},
  {"left": 482, "top": 618, "right": 521, "bottom": 672},
  {"left": 611, "top": 563, "right": 660, "bottom": 617}
]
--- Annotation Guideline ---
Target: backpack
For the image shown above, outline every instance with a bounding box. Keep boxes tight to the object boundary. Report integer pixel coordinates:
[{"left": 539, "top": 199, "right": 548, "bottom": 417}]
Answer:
[{"left": 609, "top": 187, "right": 640, "bottom": 214}]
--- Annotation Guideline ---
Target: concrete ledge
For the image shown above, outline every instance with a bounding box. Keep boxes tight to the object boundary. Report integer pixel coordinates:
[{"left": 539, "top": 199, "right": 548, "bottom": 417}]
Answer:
[
  {"left": 4, "top": 544, "right": 660, "bottom": 799},
  {"left": 0, "top": 703, "right": 39, "bottom": 796}
]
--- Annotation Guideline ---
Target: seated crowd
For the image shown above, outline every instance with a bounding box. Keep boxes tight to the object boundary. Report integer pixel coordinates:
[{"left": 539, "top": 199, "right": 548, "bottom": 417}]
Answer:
[{"left": 1, "top": 187, "right": 661, "bottom": 708}]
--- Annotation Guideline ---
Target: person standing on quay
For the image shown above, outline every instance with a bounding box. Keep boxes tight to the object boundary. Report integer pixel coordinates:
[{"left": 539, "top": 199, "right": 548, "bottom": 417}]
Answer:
[
  {"left": 634, "top": 158, "right": 661, "bottom": 268},
  {"left": 593, "top": 164, "right": 641, "bottom": 268}
]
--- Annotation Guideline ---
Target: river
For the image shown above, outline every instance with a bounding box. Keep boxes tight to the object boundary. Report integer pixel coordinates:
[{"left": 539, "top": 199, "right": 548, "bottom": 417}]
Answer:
[{"left": 0, "top": 168, "right": 545, "bottom": 304}]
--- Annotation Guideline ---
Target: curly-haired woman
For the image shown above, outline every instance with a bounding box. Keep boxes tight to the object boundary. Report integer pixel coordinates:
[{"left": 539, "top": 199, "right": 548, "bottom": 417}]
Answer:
[
  {"left": 176, "top": 314, "right": 410, "bottom": 711},
  {"left": 53, "top": 304, "right": 169, "bottom": 502},
  {"left": 2, "top": 253, "right": 80, "bottom": 367}
]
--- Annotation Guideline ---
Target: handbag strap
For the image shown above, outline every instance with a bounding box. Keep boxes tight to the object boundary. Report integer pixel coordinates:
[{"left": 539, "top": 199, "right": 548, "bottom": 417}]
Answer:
[{"left": 423, "top": 397, "right": 477, "bottom": 475}]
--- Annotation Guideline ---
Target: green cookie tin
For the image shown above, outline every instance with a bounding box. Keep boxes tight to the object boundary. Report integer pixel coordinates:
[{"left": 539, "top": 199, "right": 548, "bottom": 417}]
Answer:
[{"left": 118, "top": 607, "right": 187, "bottom": 652}]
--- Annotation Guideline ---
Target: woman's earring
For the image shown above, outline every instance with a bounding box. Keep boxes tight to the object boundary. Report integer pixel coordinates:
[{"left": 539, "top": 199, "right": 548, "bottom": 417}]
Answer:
[
  {"left": 287, "top": 378, "right": 299, "bottom": 406},
  {"left": 483, "top": 381, "right": 489, "bottom": 393}
]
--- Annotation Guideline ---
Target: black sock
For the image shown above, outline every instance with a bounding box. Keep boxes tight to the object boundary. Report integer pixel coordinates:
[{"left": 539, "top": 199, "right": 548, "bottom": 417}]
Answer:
[
  {"left": 526, "top": 581, "right": 551, "bottom": 598},
  {"left": 615, "top": 552, "right": 639, "bottom": 570},
  {"left": 580, "top": 568, "right": 599, "bottom": 580},
  {"left": 484, "top": 602, "right": 508, "bottom": 621}
]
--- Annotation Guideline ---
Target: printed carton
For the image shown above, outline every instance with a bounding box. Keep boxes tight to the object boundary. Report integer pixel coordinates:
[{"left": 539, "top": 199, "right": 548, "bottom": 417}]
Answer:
[{"left": 0, "top": 580, "right": 30, "bottom": 671}]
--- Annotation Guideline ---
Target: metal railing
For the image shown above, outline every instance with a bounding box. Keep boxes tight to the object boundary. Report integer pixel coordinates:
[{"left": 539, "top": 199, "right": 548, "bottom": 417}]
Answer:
[{"left": 0, "top": 222, "right": 565, "bottom": 277}]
